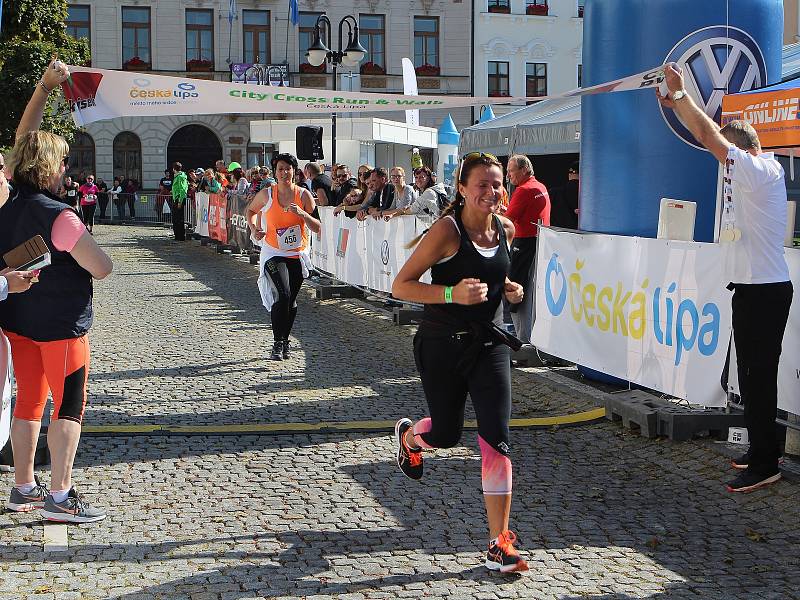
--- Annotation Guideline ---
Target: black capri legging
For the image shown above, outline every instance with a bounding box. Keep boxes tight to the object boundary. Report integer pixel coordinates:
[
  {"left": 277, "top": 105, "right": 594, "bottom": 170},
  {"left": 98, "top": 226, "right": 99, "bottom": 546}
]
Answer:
[
  {"left": 265, "top": 256, "right": 304, "bottom": 341},
  {"left": 413, "top": 331, "right": 512, "bottom": 457}
]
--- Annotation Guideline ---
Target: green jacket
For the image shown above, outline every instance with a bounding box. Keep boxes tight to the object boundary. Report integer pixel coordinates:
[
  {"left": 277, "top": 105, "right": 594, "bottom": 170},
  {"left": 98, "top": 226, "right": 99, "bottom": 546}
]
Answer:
[{"left": 172, "top": 171, "right": 189, "bottom": 204}]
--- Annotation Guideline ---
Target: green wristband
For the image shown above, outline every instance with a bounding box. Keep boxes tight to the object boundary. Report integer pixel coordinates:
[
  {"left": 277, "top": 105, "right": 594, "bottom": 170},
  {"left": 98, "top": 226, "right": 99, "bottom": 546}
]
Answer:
[{"left": 444, "top": 286, "right": 454, "bottom": 304}]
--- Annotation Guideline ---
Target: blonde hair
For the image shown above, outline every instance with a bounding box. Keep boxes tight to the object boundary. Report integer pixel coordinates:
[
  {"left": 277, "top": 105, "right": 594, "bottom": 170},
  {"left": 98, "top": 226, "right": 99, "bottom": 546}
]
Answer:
[
  {"left": 391, "top": 166, "right": 406, "bottom": 177},
  {"left": 8, "top": 131, "right": 69, "bottom": 190}
]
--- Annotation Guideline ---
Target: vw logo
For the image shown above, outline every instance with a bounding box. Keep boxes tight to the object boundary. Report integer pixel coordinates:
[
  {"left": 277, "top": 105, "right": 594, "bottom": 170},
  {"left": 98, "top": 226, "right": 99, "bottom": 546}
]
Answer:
[
  {"left": 660, "top": 26, "right": 766, "bottom": 150},
  {"left": 380, "top": 240, "right": 390, "bottom": 266},
  {"left": 132, "top": 78, "right": 151, "bottom": 87}
]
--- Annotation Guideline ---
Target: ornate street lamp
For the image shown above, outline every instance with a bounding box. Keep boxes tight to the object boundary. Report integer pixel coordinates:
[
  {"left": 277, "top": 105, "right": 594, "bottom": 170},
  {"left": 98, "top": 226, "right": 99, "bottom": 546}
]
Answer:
[{"left": 305, "top": 15, "right": 367, "bottom": 165}]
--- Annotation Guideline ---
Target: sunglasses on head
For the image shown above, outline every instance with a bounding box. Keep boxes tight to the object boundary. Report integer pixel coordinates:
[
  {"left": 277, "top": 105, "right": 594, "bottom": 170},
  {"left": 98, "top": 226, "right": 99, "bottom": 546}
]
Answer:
[{"left": 461, "top": 152, "right": 498, "bottom": 163}]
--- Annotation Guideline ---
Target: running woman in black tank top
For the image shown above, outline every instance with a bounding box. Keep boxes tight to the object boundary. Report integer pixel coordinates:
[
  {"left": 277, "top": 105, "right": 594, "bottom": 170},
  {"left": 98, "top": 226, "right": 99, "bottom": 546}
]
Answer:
[{"left": 391, "top": 154, "right": 528, "bottom": 574}]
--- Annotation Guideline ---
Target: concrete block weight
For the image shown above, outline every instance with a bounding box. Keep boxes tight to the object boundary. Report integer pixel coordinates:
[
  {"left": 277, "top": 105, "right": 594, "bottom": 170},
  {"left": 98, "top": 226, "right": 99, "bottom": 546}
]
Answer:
[
  {"left": 315, "top": 285, "right": 364, "bottom": 300},
  {"left": 393, "top": 307, "right": 424, "bottom": 326}
]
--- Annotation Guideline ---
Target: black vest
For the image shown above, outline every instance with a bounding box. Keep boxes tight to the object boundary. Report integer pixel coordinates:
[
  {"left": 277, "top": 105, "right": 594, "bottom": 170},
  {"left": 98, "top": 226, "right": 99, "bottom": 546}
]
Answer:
[
  {"left": 424, "top": 206, "right": 510, "bottom": 327},
  {"left": 0, "top": 185, "right": 93, "bottom": 341}
]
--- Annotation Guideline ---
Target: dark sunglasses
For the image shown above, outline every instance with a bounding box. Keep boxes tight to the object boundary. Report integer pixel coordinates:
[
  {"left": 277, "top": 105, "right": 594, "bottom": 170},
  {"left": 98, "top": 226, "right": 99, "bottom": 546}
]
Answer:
[{"left": 62, "top": 156, "right": 70, "bottom": 168}]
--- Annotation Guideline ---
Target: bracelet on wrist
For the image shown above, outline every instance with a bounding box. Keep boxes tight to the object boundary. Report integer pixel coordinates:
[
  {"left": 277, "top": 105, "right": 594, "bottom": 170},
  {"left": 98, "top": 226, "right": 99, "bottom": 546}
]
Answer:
[
  {"left": 444, "top": 286, "right": 454, "bottom": 304},
  {"left": 38, "top": 80, "right": 53, "bottom": 94}
]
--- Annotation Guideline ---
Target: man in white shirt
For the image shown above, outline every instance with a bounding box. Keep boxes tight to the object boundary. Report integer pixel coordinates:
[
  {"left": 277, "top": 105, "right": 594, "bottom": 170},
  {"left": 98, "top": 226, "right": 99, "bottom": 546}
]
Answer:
[{"left": 658, "top": 63, "right": 793, "bottom": 493}]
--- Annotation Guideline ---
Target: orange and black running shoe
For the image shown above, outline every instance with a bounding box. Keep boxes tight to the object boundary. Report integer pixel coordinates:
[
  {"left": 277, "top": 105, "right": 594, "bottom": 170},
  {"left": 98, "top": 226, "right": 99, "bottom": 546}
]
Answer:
[
  {"left": 395, "top": 418, "right": 423, "bottom": 480},
  {"left": 485, "top": 530, "right": 529, "bottom": 574}
]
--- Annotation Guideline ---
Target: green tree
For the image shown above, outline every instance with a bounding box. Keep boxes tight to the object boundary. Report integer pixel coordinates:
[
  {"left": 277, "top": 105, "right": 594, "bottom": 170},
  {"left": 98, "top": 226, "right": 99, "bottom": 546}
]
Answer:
[{"left": 0, "top": 0, "right": 90, "bottom": 148}]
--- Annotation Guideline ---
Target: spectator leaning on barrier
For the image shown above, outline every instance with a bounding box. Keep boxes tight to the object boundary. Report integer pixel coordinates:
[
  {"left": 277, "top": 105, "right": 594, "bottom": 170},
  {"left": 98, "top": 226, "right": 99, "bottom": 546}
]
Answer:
[
  {"left": 381, "top": 166, "right": 417, "bottom": 220},
  {"left": 170, "top": 162, "right": 189, "bottom": 242},
  {"left": 504, "top": 154, "right": 550, "bottom": 320},
  {"left": 657, "top": 63, "right": 793, "bottom": 493},
  {"left": 200, "top": 168, "right": 221, "bottom": 193},
  {"left": 390, "top": 167, "right": 447, "bottom": 219},
  {"left": 1, "top": 127, "right": 113, "bottom": 524},
  {"left": 332, "top": 165, "right": 358, "bottom": 207},
  {"left": 357, "top": 167, "right": 394, "bottom": 221}
]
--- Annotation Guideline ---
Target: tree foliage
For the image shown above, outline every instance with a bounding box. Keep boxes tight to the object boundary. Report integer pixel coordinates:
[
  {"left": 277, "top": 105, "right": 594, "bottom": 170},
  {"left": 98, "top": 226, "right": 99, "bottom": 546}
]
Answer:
[{"left": 0, "top": 0, "right": 90, "bottom": 148}]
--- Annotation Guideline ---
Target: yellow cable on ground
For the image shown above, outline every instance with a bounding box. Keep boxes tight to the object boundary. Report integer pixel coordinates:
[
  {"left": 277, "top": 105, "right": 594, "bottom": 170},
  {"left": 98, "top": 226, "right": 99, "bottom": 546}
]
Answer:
[{"left": 81, "top": 408, "right": 606, "bottom": 436}]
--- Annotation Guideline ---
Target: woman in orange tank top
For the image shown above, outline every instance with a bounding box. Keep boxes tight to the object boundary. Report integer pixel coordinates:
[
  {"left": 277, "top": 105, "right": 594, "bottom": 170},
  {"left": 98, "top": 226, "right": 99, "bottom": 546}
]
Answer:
[{"left": 246, "top": 153, "right": 320, "bottom": 360}]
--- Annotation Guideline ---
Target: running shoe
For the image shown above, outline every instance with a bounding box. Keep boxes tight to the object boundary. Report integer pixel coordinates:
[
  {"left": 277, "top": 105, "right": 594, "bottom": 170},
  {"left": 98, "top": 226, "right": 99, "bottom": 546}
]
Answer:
[
  {"left": 726, "top": 469, "right": 781, "bottom": 493},
  {"left": 486, "top": 530, "right": 529, "bottom": 573},
  {"left": 270, "top": 341, "right": 283, "bottom": 361},
  {"left": 281, "top": 340, "right": 290, "bottom": 360},
  {"left": 731, "top": 452, "right": 784, "bottom": 470},
  {"left": 6, "top": 476, "right": 49, "bottom": 512},
  {"left": 395, "top": 418, "right": 423, "bottom": 480},
  {"left": 40, "top": 488, "right": 106, "bottom": 523}
]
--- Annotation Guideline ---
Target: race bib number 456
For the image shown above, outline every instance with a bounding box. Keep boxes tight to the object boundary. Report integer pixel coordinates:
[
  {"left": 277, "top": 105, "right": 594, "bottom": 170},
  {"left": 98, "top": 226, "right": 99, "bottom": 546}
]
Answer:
[{"left": 277, "top": 225, "right": 302, "bottom": 251}]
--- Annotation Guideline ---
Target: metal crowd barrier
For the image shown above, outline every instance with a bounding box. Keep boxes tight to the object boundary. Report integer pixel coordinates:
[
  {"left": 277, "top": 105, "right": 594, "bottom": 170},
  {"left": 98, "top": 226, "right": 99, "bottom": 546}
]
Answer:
[{"left": 99, "top": 192, "right": 172, "bottom": 225}]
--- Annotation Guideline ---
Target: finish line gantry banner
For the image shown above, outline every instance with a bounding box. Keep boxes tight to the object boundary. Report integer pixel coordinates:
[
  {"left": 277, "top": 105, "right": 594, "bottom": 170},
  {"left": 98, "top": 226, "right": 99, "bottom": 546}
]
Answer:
[{"left": 61, "top": 64, "right": 669, "bottom": 126}]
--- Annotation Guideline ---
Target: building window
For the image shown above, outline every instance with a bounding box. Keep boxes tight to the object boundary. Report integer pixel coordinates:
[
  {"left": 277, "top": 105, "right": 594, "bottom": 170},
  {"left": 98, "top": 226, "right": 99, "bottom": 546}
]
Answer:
[
  {"left": 66, "top": 5, "right": 91, "bottom": 42},
  {"left": 67, "top": 132, "right": 95, "bottom": 179},
  {"left": 122, "top": 7, "right": 151, "bottom": 69},
  {"left": 488, "top": 61, "right": 509, "bottom": 97},
  {"left": 243, "top": 10, "right": 270, "bottom": 64},
  {"left": 526, "top": 0, "right": 549, "bottom": 16},
  {"left": 299, "top": 12, "right": 325, "bottom": 73},
  {"left": 359, "top": 14, "right": 385, "bottom": 74},
  {"left": 113, "top": 131, "right": 142, "bottom": 185},
  {"left": 578, "top": 0, "right": 585, "bottom": 17},
  {"left": 578, "top": 64, "right": 583, "bottom": 88},
  {"left": 487, "top": 0, "right": 511, "bottom": 14},
  {"left": 526, "top": 62, "right": 547, "bottom": 98},
  {"left": 186, "top": 9, "right": 214, "bottom": 70},
  {"left": 413, "top": 17, "right": 439, "bottom": 76}
]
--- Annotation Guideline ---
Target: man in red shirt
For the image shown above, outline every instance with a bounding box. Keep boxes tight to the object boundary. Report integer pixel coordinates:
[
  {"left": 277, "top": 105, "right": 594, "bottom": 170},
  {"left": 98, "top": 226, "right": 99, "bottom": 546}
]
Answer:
[{"left": 503, "top": 155, "right": 550, "bottom": 339}]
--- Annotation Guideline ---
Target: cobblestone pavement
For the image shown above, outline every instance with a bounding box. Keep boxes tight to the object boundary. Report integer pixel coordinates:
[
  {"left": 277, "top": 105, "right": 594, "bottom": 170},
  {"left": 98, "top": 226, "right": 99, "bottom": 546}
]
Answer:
[{"left": 1, "top": 225, "right": 799, "bottom": 600}]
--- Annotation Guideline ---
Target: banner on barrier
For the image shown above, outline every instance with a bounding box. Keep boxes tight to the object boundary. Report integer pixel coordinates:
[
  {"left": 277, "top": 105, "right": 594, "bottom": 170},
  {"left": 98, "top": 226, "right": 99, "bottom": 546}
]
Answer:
[
  {"left": 313, "top": 208, "right": 428, "bottom": 293},
  {"left": 532, "top": 228, "right": 732, "bottom": 407},
  {"left": 208, "top": 193, "right": 228, "bottom": 244},
  {"left": 0, "top": 331, "right": 11, "bottom": 451},
  {"left": 195, "top": 192, "right": 210, "bottom": 238},
  {"left": 60, "top": 64, "right": 667, "bottom": 125},
  {"left": 227, "top": 194, "right": 252, "bottom": 252}
]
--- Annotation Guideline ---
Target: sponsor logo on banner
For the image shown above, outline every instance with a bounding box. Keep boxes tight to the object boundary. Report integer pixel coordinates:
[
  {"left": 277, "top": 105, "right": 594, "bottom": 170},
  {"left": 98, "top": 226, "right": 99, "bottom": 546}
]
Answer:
[
  {"left": 336, "top": 228, "right": 350, "bottom": 258},
  {"left": 63, "top": 71, "right": 103, "bottom": 112},
  {"left": 661, "top": 26, "right": 766, "bottom": 149},
  {"left": 543, "top": 252, "right": 721, "bottom": 367},
  {"left": 381, "top": 240, "right": 390, "bottom": 266},
  {"left": 129, "top": 81, "right": 200, "bottom": 106}
]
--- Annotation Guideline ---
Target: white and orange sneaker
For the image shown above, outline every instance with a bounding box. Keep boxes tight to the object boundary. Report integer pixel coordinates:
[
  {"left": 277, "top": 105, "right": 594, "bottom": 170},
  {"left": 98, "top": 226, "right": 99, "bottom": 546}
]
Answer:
[{"left": 485, "top": 530, "right": 529, "bottom": 574}]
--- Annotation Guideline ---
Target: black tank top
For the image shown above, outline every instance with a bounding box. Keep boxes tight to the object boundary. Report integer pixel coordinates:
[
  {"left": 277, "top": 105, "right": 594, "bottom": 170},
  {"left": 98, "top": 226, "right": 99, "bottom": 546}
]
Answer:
[{"left": 423, "top": 205, "right": 510, "bottom": 326}]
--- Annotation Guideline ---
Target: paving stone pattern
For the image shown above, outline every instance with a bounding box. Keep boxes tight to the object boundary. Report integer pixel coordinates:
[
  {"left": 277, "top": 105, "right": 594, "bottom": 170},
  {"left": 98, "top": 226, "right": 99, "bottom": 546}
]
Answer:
[{"left": 1, "top": 226, "right": 799, "bottom": 599}]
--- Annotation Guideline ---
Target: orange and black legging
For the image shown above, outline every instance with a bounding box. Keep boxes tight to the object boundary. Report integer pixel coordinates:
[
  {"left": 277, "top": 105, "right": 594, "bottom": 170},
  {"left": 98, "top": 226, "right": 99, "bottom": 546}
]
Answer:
[{"left": 6, "top": 332, "right": 89, "bottom": 424}]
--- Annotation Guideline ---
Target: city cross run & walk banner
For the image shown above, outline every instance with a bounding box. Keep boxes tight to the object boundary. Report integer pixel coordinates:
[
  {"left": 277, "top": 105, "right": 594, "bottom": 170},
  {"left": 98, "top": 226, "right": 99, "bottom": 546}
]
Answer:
[
  {"left": 60, "top": 64, "right": 671, "bottom": 125},
  {"left": 531, "top": 227, "right": 733, "bottom": 407},
  {"left": 194, "top": 192, "right": 210, "bottom": 238}
]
